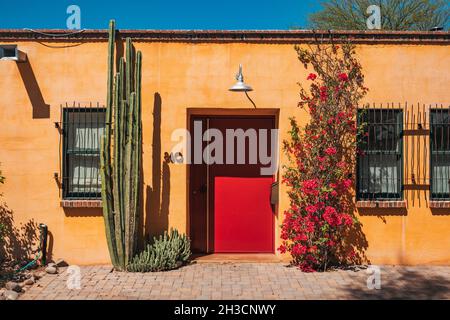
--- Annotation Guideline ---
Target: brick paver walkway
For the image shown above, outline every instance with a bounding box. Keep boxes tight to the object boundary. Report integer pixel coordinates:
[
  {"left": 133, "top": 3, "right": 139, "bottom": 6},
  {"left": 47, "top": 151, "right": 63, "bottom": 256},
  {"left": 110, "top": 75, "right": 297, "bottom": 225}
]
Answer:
[{"left": 19, "top": 263, "right": 450, "bottom": 300}]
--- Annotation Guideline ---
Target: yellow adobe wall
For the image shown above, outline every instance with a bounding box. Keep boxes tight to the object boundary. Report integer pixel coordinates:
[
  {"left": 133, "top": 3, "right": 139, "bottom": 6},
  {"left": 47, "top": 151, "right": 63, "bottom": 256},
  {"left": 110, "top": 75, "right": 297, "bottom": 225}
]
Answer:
[{"left": 0, "top": 40, "right": 448, "bottom": 265}]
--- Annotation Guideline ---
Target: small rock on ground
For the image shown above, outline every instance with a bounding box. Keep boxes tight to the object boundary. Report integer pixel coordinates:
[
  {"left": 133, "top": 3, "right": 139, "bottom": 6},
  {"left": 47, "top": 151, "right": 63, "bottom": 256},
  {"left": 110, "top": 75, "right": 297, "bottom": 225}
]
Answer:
[
  {"left": 23, "top": 277, "right": 35, "bottom": 286},
  {"left": 4, "top": 290, "right": 19, "bottom": 300},
  {"left": 5, "top": 281, "right": 22, "bottom": 293},
  {"left": 45, "top": 266, "right": 58, "bottom": 274},
  {"left": 33, "top": 271, "right": 46, "bottom": 279}
]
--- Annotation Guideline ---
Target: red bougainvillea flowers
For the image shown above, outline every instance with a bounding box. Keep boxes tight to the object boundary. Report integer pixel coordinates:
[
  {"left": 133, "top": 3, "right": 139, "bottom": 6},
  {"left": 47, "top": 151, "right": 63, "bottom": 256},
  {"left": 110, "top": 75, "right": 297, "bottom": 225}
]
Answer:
[{"left": 280, "top": 42, "right": 368, "bottom": 272}]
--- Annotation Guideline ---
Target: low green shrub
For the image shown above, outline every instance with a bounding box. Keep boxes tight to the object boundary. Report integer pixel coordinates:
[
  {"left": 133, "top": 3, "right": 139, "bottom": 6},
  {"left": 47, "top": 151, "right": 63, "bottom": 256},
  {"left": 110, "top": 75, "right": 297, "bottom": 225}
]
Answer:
[{"left": 127, "top": 229, "right": 191, "bottom": 272}]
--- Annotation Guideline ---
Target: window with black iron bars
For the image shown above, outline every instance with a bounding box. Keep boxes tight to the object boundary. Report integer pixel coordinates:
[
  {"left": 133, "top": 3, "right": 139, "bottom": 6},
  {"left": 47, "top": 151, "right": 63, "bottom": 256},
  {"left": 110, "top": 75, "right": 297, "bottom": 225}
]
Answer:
[
  {"left": 357, "top": 108, "right": 403, "bottom": 200},
  {"left": 61, "top": 104, "right": 106, "bottom": 199}
]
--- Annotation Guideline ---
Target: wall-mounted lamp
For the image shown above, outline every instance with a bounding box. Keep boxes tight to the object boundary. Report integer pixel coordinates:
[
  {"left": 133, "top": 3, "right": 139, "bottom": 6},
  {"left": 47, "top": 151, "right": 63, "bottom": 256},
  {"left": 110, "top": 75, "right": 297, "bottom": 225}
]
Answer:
[
  {"left": 229, "top": 64, "right": 253, "bottom": 92},
  {"left": 164, "top": 152, "right": 184, "bottom": 164},
  {"left": 229, "top": 64, "right": 256, "bottom": 108}
]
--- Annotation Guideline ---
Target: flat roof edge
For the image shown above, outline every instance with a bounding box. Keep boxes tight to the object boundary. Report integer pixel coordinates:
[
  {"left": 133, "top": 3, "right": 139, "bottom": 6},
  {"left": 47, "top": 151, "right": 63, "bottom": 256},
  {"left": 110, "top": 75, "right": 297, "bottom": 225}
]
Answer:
[{"left": 0, "top": 29, "right": 449, "bottom": 44}]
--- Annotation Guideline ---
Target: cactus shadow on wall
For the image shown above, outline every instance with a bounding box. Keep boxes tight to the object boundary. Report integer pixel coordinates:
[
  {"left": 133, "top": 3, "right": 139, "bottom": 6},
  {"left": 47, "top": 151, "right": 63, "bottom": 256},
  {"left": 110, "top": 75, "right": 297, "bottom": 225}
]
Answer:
[
  {"left": 145, "top": 93, "right": 170, "bottom": 241},
  {"left": 16, "top": 58, "right": 50, "bottom": 119}
]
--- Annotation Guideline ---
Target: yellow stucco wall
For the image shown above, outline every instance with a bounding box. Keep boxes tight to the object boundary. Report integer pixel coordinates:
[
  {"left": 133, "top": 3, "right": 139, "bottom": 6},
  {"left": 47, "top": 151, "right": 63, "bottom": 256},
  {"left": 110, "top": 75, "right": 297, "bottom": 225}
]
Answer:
[{"left": 0, "top": 39, "right": 448, "bottom": 265}]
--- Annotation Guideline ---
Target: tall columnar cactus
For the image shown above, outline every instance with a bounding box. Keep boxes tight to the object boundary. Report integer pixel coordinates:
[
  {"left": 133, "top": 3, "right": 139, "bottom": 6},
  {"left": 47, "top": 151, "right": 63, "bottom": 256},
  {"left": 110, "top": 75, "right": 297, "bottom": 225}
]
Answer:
[{"left": 100, "top": 20, "right": 143, "bottom": 271}]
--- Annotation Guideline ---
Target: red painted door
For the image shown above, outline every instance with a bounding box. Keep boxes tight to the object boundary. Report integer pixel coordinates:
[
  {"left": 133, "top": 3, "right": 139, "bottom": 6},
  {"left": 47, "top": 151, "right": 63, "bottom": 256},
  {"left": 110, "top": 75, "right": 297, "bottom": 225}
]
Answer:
[
  {"left": 214, "top": 177, "right": 274, "bottom": 252},
  {"left": 189, "top": 116, "right": 276, "bottom": 254}
]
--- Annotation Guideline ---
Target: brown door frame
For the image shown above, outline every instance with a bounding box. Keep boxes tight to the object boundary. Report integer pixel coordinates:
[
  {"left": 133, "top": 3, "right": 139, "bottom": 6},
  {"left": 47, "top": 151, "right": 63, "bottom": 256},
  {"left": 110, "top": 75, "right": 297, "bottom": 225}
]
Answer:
[{"left": 187, "top": 108, "right": 280, "bottom": 254}]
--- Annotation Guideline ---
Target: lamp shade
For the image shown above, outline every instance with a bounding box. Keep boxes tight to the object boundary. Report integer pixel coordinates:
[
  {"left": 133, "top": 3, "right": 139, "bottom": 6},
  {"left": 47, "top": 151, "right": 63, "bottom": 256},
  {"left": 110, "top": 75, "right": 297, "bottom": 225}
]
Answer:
[{"left": 229, "top": 64, "right": 253, "bottom": 92}]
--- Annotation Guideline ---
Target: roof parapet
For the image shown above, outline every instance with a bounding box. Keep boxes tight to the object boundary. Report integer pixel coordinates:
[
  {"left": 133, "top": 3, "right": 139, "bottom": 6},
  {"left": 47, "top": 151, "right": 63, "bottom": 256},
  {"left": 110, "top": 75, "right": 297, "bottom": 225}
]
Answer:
[{"left": 0, "top": 29, "right": 448, "bottom": 44}]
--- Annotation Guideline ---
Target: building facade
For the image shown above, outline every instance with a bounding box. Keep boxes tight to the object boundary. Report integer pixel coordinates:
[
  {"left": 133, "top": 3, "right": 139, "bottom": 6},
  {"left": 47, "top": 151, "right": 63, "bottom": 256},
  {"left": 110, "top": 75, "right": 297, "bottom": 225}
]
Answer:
[{"left": 0, "top": 30, "right": 449, "bottom": 265}]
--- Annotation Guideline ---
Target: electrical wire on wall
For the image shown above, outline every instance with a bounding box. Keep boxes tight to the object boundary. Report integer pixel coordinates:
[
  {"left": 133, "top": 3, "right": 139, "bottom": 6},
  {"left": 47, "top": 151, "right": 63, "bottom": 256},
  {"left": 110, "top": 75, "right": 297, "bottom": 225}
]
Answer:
[{"left": 23, "top": 28, "right": 86, "bottom": 37}]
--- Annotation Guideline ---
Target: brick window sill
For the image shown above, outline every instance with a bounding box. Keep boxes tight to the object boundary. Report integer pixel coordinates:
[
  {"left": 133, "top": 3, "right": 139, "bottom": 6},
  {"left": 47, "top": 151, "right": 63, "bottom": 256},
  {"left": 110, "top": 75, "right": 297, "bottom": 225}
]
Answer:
[
  {"left": 60, "top": 200, "right": 102, "bottom": 208},
  {"left": 356, "top": 200, "right": 407, "bottom": 209},
  {"left": 429, "top": 201, "right": 450, "bottom": 209}
]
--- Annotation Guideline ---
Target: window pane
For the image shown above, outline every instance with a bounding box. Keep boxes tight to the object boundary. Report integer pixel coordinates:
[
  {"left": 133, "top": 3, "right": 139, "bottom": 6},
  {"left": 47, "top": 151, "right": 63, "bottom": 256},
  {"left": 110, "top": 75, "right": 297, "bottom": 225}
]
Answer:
[
  {"left": 360, "top": 109, "right": 401, "bottom": 152},
  {"left": 432, "top": 154, "right": 450, "bottom": 196},
  {"left": 431, "top": 111, "right": 450, "bottom": 152},
  {"left": 358, "top": 154, "right": 399, "bottom": 195},
  {"left": 68, "top": 155, "right": 101, "bottom": 194},
  {"left": 67, "top": 111, "right": 105, "bottom": 152}
]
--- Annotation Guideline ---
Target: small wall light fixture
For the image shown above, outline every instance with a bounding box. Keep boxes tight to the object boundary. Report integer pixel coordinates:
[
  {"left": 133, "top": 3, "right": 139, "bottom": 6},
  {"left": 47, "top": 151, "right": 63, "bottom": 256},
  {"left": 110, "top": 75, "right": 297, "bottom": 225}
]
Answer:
[
  {"left": 164, "top": 152, "right": 184, "bottom": 164},
  {"left": 229, "top": 64, "right": 253, "bottom": 92}
]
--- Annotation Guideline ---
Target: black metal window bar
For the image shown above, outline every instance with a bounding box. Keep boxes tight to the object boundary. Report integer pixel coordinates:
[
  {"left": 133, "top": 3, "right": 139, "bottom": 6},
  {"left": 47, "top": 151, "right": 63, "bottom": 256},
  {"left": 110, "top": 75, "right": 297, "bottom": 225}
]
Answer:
[
  {"left": 357, "top": 106, "right": 403, "bottom": 200},
  {"left": 431, "top": 107, "right": 450, "bottom": 200},
  {"left": 59, "top": 102, "right": 106, "bottom": 199}
]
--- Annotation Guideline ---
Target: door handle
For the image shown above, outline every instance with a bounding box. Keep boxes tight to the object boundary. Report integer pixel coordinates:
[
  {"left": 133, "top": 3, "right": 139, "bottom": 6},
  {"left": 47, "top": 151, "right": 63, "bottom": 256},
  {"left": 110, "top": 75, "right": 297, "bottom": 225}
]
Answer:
[{"left": 270, "top": 182, "right": 279, "bottom": 205}]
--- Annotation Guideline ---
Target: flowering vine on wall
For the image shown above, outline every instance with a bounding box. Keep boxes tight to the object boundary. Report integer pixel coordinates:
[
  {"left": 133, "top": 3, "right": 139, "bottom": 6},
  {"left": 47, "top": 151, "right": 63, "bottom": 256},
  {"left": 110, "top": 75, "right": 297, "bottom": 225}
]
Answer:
[{"left": 280, "top": 41, "right": 369, "bottom": 272}]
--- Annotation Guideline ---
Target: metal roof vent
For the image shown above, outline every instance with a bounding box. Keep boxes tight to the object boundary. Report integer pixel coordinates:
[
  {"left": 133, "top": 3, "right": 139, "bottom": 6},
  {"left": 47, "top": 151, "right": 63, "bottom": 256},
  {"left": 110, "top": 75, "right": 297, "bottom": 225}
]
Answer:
[{"left": 0, "top": 45, "right": 27, "bottom": 62}]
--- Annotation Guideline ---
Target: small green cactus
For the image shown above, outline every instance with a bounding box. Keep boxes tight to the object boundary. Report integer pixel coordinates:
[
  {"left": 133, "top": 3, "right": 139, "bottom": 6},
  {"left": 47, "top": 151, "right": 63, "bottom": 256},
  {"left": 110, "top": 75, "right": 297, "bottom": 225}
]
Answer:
[{"left": 127, "top": 229, "right": 192, "bottom": 273}]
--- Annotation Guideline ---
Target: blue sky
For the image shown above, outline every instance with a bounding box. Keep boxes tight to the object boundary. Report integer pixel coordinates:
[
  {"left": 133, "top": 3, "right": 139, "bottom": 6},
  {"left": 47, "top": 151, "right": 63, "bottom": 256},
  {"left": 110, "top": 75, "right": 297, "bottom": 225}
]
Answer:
[{"left": 0, "top": 0, "right": 321, "bottom": 30}]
